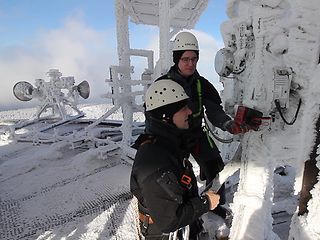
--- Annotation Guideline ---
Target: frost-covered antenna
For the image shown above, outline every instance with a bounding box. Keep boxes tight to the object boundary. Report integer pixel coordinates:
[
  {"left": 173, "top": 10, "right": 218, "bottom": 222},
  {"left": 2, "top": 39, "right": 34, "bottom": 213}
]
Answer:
[{"left": 13, "top": 69, "right": 90, "bottom": 120}]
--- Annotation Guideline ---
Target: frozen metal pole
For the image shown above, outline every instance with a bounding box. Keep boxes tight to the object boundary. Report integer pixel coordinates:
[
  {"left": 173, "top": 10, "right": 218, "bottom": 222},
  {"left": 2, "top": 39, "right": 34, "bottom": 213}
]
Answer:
[
  {"left": 298, "top": 114, "right": 320, "bottom": 215},
  {"left": 158, "top": 0, "right": 171, "bottom": 76},
  {"left": 158, "top": 0, "right": 194, "bottom": 76},
  {"left": 114, "top": 0, "right": 133, "bottom": 146}
]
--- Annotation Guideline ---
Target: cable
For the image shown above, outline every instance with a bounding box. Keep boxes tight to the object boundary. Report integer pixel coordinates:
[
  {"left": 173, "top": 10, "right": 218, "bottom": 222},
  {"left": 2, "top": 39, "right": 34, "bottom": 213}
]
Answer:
[
  {"left": 274, "top": 98, "right": 302, "bottom": 125},
  {"left": 203, "top": 116, "right": 234, "bottom": 143}
]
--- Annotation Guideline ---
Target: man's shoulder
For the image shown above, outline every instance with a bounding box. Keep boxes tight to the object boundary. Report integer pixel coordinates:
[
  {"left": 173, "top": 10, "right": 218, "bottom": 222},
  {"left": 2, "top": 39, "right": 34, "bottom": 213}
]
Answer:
[
  {"left": 197, "top": 75, "right": 209, "bottom": 83},
  {"left": 197, "top": 75, "right": 218, "bottom": 91},
  {"left": 156, "top": 67, "right": 177, "bottom": 81},
  {"left": 135, "top": 142, "right": 170, "bottom": 164},
  {"left": 133, "top": 143, "right": 174, "bottom": 181},
  {"left": 136, "top": 141, "right": 161, "bottom": 153},
  {"left": 156, "top": 73, "right": 170, "bottom": 81}
]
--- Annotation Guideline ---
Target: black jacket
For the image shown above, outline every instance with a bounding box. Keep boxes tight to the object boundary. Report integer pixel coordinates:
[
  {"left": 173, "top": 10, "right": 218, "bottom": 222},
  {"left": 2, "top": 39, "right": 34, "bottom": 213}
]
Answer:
[
  {"left": 158, "top": 66, "right": 231, "bottom": 131},
  {"left": 130, "top": 118, "right": 210, "bottom": 233}
]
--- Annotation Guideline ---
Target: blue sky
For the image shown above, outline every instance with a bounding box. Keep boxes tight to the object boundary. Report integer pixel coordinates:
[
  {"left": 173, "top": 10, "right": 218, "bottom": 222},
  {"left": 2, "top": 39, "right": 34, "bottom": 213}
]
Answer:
[
  {"left": 0, "top": 0, "right": 228, "bottom": 110},
  {"left": 0, "top": 0, "right": 116, "bottom": 46}
]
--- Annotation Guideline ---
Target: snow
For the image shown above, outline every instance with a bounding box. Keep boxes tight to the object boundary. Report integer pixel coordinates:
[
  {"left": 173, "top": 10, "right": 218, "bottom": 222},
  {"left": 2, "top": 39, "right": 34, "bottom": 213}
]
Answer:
[
  {"left": 1, "top": 0, "right": 320, "bottom": 239},
  {"left": 0, "top": 104, "right": 141, "bottom": 240}
]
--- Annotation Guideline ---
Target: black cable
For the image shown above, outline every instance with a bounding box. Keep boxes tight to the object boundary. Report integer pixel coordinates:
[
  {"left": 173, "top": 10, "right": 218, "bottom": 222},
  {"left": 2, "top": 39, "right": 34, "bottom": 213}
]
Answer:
[{"left": 274, "top": 98, "right": 302, "bottom": 125}]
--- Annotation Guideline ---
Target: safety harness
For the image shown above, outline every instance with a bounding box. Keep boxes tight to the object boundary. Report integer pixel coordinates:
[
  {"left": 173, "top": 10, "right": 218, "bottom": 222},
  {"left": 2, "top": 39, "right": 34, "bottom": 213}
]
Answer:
[{"left": 188, "top": 77, "right": 231, "bottom": 145}]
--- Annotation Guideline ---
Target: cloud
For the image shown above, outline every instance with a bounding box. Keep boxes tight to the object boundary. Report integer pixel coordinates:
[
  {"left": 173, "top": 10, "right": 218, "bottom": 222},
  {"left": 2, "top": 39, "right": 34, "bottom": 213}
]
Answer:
[{"left": 0, "top": 14, "right": 117, "bottom": 110}]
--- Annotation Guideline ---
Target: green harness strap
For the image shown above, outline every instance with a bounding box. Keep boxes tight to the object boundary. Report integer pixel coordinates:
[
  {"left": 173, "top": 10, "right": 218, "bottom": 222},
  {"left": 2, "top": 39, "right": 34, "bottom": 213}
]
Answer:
[
  {"left": 193, "top": 79, "right": 214, "bottom": 148},
  {"left": 193, "top": 79, "right": 202, "bottom": 118}
]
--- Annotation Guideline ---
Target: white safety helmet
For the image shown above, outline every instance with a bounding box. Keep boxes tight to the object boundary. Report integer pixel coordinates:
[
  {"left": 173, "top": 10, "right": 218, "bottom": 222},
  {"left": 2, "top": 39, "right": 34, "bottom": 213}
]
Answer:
[
  {"left": 145, "top": 79, "right": 189, "bottom": 112},
  {"left": 172, "top": 31, "right": 199, "bottom": 51}
]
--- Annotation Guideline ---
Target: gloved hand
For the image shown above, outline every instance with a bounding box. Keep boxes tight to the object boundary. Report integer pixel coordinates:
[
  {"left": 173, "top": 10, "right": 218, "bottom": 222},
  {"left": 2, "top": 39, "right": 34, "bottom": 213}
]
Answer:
[
  {"left": 223, "top": 120, "right": 250, "bottom": 135},
  {"left": 205, "top": 190, "right": 220, "bottom": 210}
]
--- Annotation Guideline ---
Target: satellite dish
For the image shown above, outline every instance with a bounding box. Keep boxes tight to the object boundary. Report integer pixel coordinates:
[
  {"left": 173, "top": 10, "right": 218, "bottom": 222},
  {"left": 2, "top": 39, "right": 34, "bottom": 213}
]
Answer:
[
  {"left": 214, "top": 48, "right": 234, "bottom": 77},
  {"left": 13, "top": 81, "right": 34, "bottom": 101},
  {"left": 75, "top": 80, "right": 90, "bottom": 99}
]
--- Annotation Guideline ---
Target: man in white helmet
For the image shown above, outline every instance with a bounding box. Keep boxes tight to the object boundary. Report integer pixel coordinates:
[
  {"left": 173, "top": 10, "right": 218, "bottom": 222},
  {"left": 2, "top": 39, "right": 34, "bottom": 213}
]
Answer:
[
  {"left": 130, "top": 79, "right": 220, "bottom": 240},
  {"left": 155, "top": 31, "right": 251, "bottom": 220}
]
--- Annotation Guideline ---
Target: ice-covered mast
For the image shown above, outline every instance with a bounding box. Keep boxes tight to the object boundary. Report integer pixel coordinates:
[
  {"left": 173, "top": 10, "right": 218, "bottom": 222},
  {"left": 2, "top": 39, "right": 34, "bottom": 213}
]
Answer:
[{"left": 216, "top": 0, "right": 320, "bottom": 239}]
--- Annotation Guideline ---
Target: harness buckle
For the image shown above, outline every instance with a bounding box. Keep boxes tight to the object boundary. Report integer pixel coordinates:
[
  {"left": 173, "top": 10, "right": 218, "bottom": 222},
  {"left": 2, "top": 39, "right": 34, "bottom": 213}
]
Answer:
[
  {"left": 141, "top": 214, "right": 150, "bottom": 236},
  {"left": 181, "top": 174, "right": 192, "bottom": 189}
]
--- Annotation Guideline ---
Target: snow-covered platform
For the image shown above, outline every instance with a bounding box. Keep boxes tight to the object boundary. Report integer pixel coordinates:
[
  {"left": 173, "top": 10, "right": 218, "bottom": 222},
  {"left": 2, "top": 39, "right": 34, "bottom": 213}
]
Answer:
[
  {"left": 0, "top": 147, "right": 137, "bottom": 239},
  {"left": 0, "top": 104, "right": 141, "bottom": 240}
]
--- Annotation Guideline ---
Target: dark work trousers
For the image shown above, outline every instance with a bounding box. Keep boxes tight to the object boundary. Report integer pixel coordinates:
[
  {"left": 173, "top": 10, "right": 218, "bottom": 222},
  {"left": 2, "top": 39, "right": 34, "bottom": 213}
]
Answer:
[
  {"left": 191, "top": 130, "right": 226, "bottom": 207},
  {"left": 140, "top": 221, "right": 169, "bottom": 240}
]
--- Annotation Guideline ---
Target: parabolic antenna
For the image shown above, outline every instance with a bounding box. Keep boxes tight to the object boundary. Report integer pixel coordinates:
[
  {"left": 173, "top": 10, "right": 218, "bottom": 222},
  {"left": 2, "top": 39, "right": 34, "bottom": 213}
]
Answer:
[
  {"left": 13, "top": 81, "right": 34, "bottom": 101},
  {"left": 214, "top": 48, "right": 235, "bottom": 77},
  {"left": 76, "top": 80, "right": 90, "bottom": 99}
]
